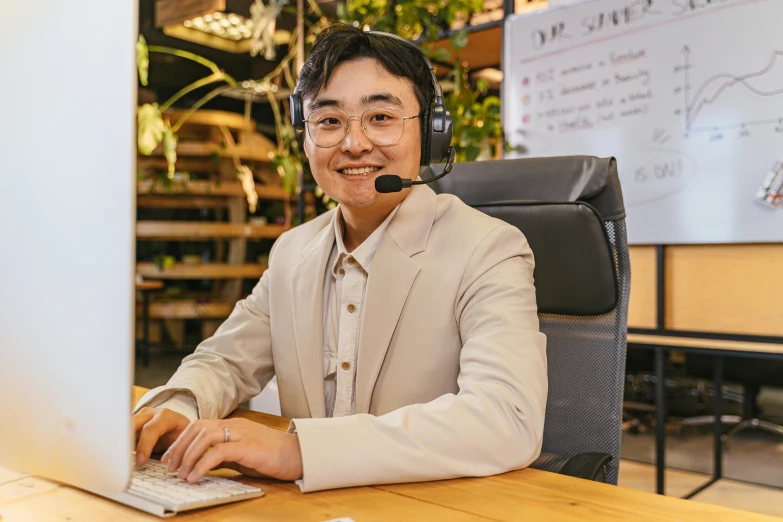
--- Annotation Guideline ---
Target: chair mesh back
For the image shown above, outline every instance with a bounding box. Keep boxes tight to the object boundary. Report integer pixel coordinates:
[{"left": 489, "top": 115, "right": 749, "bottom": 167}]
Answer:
[
  {"left": 537, "top": 219, "right": 630, "bottom": 484},
  {"left": 431, "top": 156, "right": 630, "bottom": 484}
]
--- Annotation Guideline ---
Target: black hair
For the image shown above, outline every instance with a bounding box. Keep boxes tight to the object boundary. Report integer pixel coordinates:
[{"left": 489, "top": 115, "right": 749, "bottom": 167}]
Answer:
[{"left": 296, "top": 24, "right": 434, "bottom": 116}]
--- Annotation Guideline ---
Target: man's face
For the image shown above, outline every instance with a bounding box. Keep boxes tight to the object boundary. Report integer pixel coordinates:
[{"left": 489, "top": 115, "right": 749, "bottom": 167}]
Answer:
[{"left": 302, "top": 57, "right": 422, "bottom": 211}]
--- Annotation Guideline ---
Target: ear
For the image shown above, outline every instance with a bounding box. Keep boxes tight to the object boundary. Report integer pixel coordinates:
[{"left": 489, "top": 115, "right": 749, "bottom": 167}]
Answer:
[{"left": 297, "top": 130, "right": 308, "bottom": 159}]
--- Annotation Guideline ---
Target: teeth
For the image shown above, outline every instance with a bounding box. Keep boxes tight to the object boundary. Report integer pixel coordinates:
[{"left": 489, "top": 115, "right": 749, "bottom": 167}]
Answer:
[{"left": 341, "top": 166, "right": 380, "bottom": 175}]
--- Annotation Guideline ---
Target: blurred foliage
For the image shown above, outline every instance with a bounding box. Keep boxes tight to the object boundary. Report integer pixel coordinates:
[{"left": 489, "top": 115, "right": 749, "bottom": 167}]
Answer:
[
  {"left": 136, "top": 0, "right": 504, "bottom": 219},
  {"left": 337, "top": 0, "right": 482, "bottom": 41},
  {"left": 444, "top": 62, "right": 502, "bottom": 162}
]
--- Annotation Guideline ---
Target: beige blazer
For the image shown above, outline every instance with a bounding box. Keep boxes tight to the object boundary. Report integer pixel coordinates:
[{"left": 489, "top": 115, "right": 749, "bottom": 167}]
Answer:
[{"left": 136, "top": 184, "right": 547, "bottom": 492}]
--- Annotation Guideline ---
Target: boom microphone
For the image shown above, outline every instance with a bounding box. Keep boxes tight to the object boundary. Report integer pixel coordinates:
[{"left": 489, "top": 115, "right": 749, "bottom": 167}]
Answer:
[{"left": 375, "top": 147, "right": 456, "bottom": 193}]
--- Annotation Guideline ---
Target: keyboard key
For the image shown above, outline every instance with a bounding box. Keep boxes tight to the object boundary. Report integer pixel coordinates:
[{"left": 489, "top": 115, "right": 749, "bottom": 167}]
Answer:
[{"left": 127, "top": 457, "right": 264, "bottom": 510}]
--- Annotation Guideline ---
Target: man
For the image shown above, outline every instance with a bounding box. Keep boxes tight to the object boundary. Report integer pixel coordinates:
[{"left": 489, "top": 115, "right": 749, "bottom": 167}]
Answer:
[{"left": 133, "top": 24, "right": 547, "bottom": 493}]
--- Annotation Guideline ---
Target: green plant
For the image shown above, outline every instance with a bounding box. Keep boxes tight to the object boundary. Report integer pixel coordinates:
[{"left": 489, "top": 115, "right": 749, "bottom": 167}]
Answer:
[
  {"left": 337, "top": 0, "right": 482, "bottom": 42},
  {"left": 136, "top": 36, "right": 239, "bottom": 177},
  {"left": 444, "top": 61, "right": 502, "bottom": 162},
  {"left": 135, "top": 35, "right": 271, "bottom": 210}
]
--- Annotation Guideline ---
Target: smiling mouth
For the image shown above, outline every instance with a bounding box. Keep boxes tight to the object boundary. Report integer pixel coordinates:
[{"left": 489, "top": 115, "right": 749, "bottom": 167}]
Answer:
[{"left": 339, "top": 166, "right": 382, "bottom": 176}]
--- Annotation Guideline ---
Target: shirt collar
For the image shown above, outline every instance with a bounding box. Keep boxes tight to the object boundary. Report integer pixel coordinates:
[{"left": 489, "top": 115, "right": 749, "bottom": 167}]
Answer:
[{"left": 330, "top": 204, "right": 401, "bottom": 277}]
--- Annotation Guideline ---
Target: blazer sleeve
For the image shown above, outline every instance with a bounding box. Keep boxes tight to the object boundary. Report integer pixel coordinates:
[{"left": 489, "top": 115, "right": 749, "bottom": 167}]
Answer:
[
  {"left": 291, "top": 224, "right": 548, "bottom": 492},
  {"left": 133, "top": 242, "right": 279, "bottom": 420}
]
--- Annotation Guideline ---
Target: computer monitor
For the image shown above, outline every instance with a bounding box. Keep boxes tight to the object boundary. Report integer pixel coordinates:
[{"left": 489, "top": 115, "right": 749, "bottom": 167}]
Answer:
[{"left": 0, "top": 0, "right": 138, "bottom": 493}]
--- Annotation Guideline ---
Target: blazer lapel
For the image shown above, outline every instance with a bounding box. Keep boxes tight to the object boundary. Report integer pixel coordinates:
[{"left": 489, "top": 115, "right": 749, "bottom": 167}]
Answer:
[
  {"left": 355, "top": 185, "right": 438, "bottom": 413},
  {"left": 291, "top": 220, "right": 334, "bottom": 418}
]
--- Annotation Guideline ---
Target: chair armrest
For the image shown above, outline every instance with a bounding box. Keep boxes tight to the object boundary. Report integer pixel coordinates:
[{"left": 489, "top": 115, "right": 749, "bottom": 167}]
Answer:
[{"left": 559, "top": 453, "right": 612, "bottom": 482}]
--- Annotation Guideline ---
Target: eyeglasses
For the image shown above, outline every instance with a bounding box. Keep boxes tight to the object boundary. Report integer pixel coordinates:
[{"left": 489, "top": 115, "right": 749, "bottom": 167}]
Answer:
[{"left": 303, "top": 106, "right": 420, "bottom": 148}]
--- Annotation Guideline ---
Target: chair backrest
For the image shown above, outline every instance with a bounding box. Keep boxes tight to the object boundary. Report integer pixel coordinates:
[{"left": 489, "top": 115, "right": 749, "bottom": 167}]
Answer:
[{"left": 428, "top": 156, "right": 630, "bottom": 484}]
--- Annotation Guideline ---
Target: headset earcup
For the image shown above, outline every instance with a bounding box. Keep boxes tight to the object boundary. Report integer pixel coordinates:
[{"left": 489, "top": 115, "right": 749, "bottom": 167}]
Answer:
[
  {"left": 290, "top": 92, "right": 304, "bottom": 129},
  {"left": 429, "top": 105, "right": 453, "bottom": 164},
  {"left": 419, "top": 101, "right": 433, "bottom": 166}
]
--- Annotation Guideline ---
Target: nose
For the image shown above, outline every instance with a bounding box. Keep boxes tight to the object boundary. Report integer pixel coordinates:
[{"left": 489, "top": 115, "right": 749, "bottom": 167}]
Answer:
[{"left": 340, "top": 116, "right": 373, "bottom": 155}]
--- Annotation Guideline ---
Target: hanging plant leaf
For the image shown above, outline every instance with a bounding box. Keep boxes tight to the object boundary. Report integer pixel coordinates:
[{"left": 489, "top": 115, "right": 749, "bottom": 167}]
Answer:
[
  {"left": 450, "top": 28, "right": 470, "bottom": 50},
  {"left": 236, "top": 165, "right": 259, "bottom": 213},
  {"left": 136, "top": 35, "right": 149, "bottom": 86},
  {"left": 162, "top": 124, "right": 178, "bottom": 178},
  {"left": 271, "top": 153, "right": 300, "bottom": 197},
  {"left": 137, "top": 103, "right": 165, "bottom": 155},
  {"left": 430, "top": 47, "right": 452, "bottom": 64}
]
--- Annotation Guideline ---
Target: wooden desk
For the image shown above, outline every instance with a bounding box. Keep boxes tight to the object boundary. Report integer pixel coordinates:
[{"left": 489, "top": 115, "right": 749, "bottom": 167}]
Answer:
[
  {"left": 627, "top": 333, "right": 783, "bottom": 356},
  {"left": 135, "top": 281, "right": 165, "bottom": 292},
  {"left": 0, "top": 387, "right": 778, "bottom": 521}
]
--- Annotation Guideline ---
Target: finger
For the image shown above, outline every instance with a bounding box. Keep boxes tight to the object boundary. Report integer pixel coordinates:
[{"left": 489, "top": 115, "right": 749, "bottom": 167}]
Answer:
[
  {"left": 135, "top": 411, "right": 177, "bottom": 466},
  {"left": 132, "top": 409, "right": 155, "bottom": 439},
  {"left": 177, "top": 426, "right": 225, "bottom": 479},
  {"left": 163, "top": 420, "right": 215, "bottom": 472},
  {"left": 186, "top": 445, "right": 233, "bottom": 483}
]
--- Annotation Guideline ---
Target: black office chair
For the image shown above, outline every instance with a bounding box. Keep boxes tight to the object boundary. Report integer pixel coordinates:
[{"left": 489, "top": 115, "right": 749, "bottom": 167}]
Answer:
[{"left": 430, "top": 156, "right": 630, "bottom": 484}]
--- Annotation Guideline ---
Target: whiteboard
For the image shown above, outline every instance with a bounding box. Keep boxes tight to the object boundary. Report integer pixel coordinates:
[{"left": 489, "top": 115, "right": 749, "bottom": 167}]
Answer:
[{"left": 503, "top": 0, "right": 783, "bottom": 244}]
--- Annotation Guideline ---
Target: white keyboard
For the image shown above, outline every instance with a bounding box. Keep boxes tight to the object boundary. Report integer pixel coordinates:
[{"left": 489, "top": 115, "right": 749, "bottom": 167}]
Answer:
[{"left": 94, "top": 458, "right": 264, "bottom": 517}]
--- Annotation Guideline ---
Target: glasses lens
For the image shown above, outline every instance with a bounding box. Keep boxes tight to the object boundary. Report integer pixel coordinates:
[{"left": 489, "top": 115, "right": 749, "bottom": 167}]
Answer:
[
  {"left": 306, "top": 109, "right": 347, "bottom": 148},
  {"left": 363, "top": 107, "right": 404, "bottom": 146}
]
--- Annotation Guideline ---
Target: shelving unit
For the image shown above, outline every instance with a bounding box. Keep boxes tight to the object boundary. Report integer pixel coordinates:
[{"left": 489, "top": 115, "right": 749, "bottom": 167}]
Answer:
[
  {"left": 136, "top": 109, "right": 289, "bottom": 348},
  {"left": 136, "top": 262, "right": 268, "bottom": 280},
  {"left": 136, "top": 221, "right": 288, "bottom": 240}
]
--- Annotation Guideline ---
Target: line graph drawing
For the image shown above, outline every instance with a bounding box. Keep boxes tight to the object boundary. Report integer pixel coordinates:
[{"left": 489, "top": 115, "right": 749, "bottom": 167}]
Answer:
[{"left": 679, "top": 48, "right": 783, "bottom": 133}]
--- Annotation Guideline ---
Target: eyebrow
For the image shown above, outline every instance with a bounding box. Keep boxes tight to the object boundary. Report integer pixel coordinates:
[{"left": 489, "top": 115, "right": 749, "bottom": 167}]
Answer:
[
  {"left": 308, "top": 98, "right": 342, "bottom": 111},
  {"left": 308, "top": 92, "right": 405, "bottom": 112},
  {"left": 361, "top": 92, "right": 404, "bottom": 107}
]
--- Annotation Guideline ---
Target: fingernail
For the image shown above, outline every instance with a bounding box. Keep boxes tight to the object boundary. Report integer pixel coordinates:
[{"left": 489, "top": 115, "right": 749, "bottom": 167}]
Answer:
[
  {"left": 161, "top": 452, "right": 169, "bottom": 463},
  {"left": 136, "top": 453, "right": 145, "bottom": 466},
  {"left": 187, "top": 472, "right": 197, "bottom": 482}
]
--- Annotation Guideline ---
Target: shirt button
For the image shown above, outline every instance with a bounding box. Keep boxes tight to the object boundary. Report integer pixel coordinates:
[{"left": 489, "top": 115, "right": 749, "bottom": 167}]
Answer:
[
  {"left": 346, "top": 257, "right": 355, "bottom": 264},
  {"left": 347, "top": 304, "right": 356, "bottom": 313},
  {"left": 338, "top": 268, "right": 345, "bottom": 275},
  {"left": 341, "top": 361, "right": 351, "bottom": 371}
]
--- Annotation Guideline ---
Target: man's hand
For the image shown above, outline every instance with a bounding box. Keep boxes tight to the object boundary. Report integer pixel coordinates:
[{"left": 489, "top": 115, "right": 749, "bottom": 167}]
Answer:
[
  {"left": 160, "top": 418, "right": 303, "bottom": 483},
  {"left": 133, "top": 407, "right": 191, "bottom": 466}
]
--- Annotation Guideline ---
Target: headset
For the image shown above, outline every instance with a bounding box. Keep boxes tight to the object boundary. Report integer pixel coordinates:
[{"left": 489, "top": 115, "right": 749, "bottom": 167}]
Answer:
[{"left": 288, "top": 30, "right": 453, "bottom": 168}]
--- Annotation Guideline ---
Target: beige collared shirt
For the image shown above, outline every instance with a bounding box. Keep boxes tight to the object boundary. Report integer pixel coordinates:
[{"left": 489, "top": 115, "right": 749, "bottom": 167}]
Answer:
[
  {"left": 322, "top": 205, "right": 399, "bottom": 417},
  {"left": 154, "top": 204, "right": 400, "bottom": 421}
]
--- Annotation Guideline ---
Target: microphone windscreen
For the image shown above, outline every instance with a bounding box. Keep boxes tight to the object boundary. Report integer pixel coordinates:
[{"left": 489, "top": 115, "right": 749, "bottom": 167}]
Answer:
[{"left": 375, "top": 175, "right": 403, "bottom": 193}]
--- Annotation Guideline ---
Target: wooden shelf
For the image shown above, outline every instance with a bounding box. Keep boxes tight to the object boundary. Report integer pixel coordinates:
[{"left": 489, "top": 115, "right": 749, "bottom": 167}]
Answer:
[
  {"left": 430, "top": 24, "right": 502, "bottom": 70},
  {"left": 142, "top": 108, "right": 276, "bottom": 162},
  {"left": 141, "top": 300, "right": 234, "bottom": 320},
  {"left": 145, "top": 141, "right": 273, "bottom": 162},
  {"left": 138, "top": 156, "right": 230, "bottom": 172},
  {"left": 136, "top": 221, "right": 288, "bottom": 240},
  {"left": 137, "top": 195, "right": 229, "bottom": 209},
  {"left": 163, "top": 109, "right": 255, "bottom": 132},
  {"left": 137, "top": 180, "right": 290, "bottom": 200},
  {"left": 427, "top": 2, "right": 546, "bottom": 71},
  {"left": 137, "top": 262, "right": 267, "bottom": 280},
  {"left": 135, "top": 281, "right": 165, "bottom": 291}
]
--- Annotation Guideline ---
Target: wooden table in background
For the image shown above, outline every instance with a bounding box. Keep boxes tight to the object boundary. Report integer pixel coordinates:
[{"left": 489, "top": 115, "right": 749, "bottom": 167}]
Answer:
[{"left": 0, "top": 386, "right": 779, "bottom": 521}]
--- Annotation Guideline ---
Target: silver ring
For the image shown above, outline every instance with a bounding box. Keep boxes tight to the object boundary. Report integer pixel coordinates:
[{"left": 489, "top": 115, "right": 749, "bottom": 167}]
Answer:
[{"left": 221, "top": 426, "right": 230, "bottom": 443}]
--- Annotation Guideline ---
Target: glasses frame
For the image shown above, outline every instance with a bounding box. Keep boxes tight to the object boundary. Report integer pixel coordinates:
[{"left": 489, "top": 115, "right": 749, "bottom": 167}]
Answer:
[{"left": 303, "top": 106, "right": 420, "bottom": 148}]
